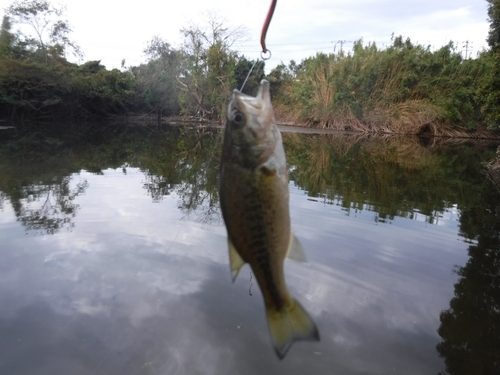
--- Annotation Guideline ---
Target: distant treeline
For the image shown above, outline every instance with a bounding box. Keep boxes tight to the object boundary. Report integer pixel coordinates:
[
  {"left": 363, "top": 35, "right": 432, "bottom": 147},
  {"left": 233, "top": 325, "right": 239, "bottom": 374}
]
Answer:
[{"left": 1, "top": 0, "right": 499, "bottom": 134}]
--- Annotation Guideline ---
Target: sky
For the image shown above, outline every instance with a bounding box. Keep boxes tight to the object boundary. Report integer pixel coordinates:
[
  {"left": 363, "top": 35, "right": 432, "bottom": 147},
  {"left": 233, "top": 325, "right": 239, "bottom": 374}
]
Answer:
[{"left": 0, "top": 0, "right": 491, "bottom": 72}]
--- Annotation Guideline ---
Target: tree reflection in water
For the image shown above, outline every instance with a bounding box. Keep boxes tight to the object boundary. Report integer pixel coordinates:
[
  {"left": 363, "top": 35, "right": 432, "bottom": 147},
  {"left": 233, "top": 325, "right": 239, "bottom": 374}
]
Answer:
[
  {"left": 140, "top": 127, "right": 222, "bottom": 225},
  {"left": 436, "top": 181, "right": 500, "bottom": 375},
  {"left": 0, "top": 157, "right": 89, "bottom": 235},
  {"left": 15, "top": 177, "right": 89, "bottom": 234}
]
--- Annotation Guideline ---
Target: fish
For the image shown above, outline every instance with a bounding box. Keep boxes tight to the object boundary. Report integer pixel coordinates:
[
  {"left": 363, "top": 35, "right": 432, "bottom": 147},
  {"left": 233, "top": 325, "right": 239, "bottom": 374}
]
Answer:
[{"left": 219, "top": 79, "right": 320, "bottom": 359}]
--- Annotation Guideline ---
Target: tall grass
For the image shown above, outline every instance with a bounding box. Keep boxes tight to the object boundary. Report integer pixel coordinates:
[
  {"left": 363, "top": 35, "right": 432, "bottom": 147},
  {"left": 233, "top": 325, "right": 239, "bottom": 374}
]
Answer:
[{"left": 273, "top": 38, "right": 490, "bottom": 134}]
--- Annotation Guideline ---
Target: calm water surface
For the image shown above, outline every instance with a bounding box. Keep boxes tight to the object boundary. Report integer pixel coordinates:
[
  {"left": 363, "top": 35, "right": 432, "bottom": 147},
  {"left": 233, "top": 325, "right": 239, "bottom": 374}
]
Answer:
[{"left": 0, "top": 127, "right": 499, "bottom": 375}]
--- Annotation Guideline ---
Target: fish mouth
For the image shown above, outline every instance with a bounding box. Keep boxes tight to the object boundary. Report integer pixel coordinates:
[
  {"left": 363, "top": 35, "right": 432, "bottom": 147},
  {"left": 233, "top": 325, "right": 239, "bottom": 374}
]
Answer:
[
  {"left": 233, "top": 80, "right": 270, "bottom": 106},
  {"left": 229, "top": 80, "right": 272, "bottom": 123},
  {"left": 226, "top": 79, "right": 278, "bottom": 163}
]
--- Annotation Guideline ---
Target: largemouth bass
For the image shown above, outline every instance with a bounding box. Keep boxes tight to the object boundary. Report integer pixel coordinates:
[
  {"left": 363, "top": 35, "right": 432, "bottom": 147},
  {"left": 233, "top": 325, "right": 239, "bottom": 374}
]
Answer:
[{"left": 219, "top": 79, "right": 319, "bottom": 358}]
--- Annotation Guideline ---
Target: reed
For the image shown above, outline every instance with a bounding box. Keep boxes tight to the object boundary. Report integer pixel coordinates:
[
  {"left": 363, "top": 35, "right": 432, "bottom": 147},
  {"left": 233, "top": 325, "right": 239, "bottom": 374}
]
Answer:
[{"left": 273, "top": 38, "right": 490, "bottom": 134}]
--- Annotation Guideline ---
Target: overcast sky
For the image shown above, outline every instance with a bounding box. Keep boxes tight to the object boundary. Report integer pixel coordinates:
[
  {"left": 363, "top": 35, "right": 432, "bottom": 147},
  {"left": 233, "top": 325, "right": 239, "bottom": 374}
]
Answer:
[{"left": 0, "top": 0, "right": 491, "bottom": 71}]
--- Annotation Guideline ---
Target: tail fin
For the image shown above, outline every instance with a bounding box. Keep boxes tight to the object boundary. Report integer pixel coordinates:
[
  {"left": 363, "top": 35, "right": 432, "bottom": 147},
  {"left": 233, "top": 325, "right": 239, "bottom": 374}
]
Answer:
[{"left": 266, "top": 299, "right": 320, "bottom": 359}]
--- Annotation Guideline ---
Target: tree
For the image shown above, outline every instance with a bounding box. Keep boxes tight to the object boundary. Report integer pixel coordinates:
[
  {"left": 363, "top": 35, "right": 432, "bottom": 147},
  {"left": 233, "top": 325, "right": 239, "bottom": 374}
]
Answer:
[
  {"left": 136, "top": 36, "right": 181, "bottom": 122},
  {"left": 480, "top": 0, "right": 500, "bottom": 130},
  {"left": 176, "top": 13, "right": 245, "bottom": 120},
  {"left": 487, "top": 0, "right": 500, "bottom": 49},
  {"left": 6, "top": 0, "right": 82, "bottom": 62},
  {"left": 0, "top": 16, "right": 16, "bottom": 57},
  {"left": 233, "top": 56, "right": 265, "bottom": 96}
]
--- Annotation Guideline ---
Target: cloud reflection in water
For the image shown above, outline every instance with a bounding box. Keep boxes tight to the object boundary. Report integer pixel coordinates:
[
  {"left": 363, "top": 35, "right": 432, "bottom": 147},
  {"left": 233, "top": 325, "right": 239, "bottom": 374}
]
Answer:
[{"left": 0, "top": 165, "right": 472, "bottom": 374}]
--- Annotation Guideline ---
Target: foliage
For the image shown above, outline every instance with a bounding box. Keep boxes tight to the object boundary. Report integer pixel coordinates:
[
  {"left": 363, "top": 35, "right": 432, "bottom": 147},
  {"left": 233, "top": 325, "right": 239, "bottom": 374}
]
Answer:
[
  {"left": 0, "top": 4, "right": 250, "bottom": 122},
  {"left": 6, "top": 0, "right": 82, "bottom": 62},
  {"left": 0, "top": 16, "right": 15, "bottom": 57},
  {"left": 486, "top": 0, "right": 500, "bottom": 48},
  {"left": 480, "top": 0, "right": 500, "bottom": 130},
  {"left": 270, "top": 38, "right": 489, "bottom": 133},
  {"left": 175, "top": 13, "right": 247, "bottom": 120},
  {"left": 233, "top": 55, "right": 265, "bottom": 96},
  {"left": 131, "top": 36, "right": 182, "bottom": 116},
  {"left": 72, "top": 65, "right": 136, "bottom": 116},
  {"left": 0, "top": 0, "right": 499, "bottom": 135},
  {"left": 0, "top": 57, "right": 74, "bottom": 120},
  {"left": 0, "top": 56, "right": 136, "bottom": 120}
]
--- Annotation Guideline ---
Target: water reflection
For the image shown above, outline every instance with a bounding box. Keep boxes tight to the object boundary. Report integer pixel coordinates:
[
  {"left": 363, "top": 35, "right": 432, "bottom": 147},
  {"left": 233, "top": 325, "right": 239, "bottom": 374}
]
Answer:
[
  {"left": 0, "top": 164, "right": 88, "bottom": 234},
  {"left": 139, "top": 129, "right": 221, "bottom": 224},
  {"left": 436, "top": 180, "right": 500, "bottom": 375},
  {"left": 0, "top": 127, "right": 499, "bottom": 374},
  {"left": 283, "top": 133, "right": 496, "bottom": 224},
  {"left": 17, "top": 177, "right": 89, "bottom": 234},
  {"left": 1, "top": 128, "right": 497, "bottom": 233}
]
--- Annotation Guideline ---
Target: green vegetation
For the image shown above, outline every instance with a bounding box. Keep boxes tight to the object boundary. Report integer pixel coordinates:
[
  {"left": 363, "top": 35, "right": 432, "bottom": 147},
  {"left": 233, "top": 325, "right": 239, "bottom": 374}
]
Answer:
[
  {"left": 479, "top": 0, "right": 500, "bottom": 130},
  {"left": 0, "top": 3, "right": 263, "bottom": 123},
  {"left": 0, "top": 0, "right": 136, "bottom": 120},
  {"left": 0, "top": 0, "right": 499, "bottom": 136},
  {"left": 272, "top": 40, "right": 490, "bottom": 134}
]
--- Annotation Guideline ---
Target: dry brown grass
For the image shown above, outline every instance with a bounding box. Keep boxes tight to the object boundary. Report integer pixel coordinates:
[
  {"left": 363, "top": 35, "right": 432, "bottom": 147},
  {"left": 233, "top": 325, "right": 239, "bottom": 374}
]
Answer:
[{"left": 363, "top": 100, "right": 441, "bottom": 134}]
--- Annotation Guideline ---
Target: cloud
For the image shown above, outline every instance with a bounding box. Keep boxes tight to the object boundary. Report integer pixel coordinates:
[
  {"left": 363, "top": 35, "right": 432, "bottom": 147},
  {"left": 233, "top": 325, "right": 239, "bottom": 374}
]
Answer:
[{"left": 0, "top": 0, "right": 489, "bottom": 71}]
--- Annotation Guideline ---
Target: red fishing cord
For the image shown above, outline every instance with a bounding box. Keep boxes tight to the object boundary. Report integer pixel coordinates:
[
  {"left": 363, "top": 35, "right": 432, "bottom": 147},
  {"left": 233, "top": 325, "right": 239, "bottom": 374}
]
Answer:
[{"left": 260, "top": 0, "right": 277, "bottom": 59}]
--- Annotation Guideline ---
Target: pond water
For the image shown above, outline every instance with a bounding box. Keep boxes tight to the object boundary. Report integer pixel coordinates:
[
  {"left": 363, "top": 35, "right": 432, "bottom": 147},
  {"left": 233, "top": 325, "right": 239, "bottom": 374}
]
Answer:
[{"left": 0, "top": 127, "right": 499, "bottom": 375}]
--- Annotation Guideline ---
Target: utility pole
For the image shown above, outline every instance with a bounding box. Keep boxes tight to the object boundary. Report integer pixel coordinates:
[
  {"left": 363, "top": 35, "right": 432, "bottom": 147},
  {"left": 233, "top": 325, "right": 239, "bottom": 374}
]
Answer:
[
  {"left": 462, "top": 40, "right": 473, "bottom": 59},
  {"left": 338, "top": 40, "right": 346, "bottom": 54}
]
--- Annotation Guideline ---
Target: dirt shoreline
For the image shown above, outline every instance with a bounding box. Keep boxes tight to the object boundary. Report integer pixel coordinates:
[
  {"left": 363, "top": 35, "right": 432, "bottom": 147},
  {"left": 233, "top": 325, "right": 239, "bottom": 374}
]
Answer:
[{"left": 125, "top": 114, "right": 500, "bottom": 140}]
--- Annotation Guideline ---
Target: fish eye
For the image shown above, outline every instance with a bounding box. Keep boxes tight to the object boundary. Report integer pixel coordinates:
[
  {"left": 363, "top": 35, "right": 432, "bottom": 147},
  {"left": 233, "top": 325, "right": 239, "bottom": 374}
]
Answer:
[{"left": 233, "top": 112, "right": 245, "bottom": 125}]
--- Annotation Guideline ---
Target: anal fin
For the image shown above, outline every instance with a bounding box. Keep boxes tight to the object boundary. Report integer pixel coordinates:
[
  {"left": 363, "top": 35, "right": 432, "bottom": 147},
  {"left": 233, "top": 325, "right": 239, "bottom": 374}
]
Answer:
[
  {"left": 228, "top": 238, "right": 246, "bottom": 282},
  {"left": 286, "top": 233, "right": 307, "bottom": 262}
]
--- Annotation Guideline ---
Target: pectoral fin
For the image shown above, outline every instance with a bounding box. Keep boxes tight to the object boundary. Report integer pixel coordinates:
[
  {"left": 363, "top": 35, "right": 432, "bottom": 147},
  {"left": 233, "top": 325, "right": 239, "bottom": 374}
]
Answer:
[
  {"left": 286, "top": 233, "right": 307, "bottom": 262},
  {"left": 228, "top": 238, "right": 246, "bottom": 282}
]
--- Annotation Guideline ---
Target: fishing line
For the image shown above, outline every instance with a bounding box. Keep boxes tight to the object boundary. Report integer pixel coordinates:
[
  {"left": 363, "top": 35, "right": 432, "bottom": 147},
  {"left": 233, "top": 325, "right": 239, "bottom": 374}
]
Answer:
[
  {"left": 166, "top": 0, "right": 278, "bottom": 288},
  {"left": 239, "top": 0, "right": 278, "bottom": 297},
  {"left": 239, "top": 59, "right": 261, "bottom": 92},
  {"left": 204, "top": 128, "right": 222, "bottom": 172}
]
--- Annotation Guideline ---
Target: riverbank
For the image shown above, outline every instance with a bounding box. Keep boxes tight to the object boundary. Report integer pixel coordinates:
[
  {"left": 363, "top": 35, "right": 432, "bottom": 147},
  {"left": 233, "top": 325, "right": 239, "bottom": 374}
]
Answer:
[
  {"left": 115, "top": 114, "right": 500, "bottom": 140},
  {"left": 275, "top": 116, "right": 500, "bottom": 140},
  {"left": 2, "top": 113, "right": 499, "bottom": 143}
]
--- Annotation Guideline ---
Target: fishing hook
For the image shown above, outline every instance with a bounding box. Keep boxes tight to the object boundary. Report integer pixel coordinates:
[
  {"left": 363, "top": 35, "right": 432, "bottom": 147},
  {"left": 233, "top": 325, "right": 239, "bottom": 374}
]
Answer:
[
  {"left": 240, "top": 0, "right": 276, "bottom": 91},
  {"left": 260, "top": 0, "right": 277, "bottom": 60}
]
